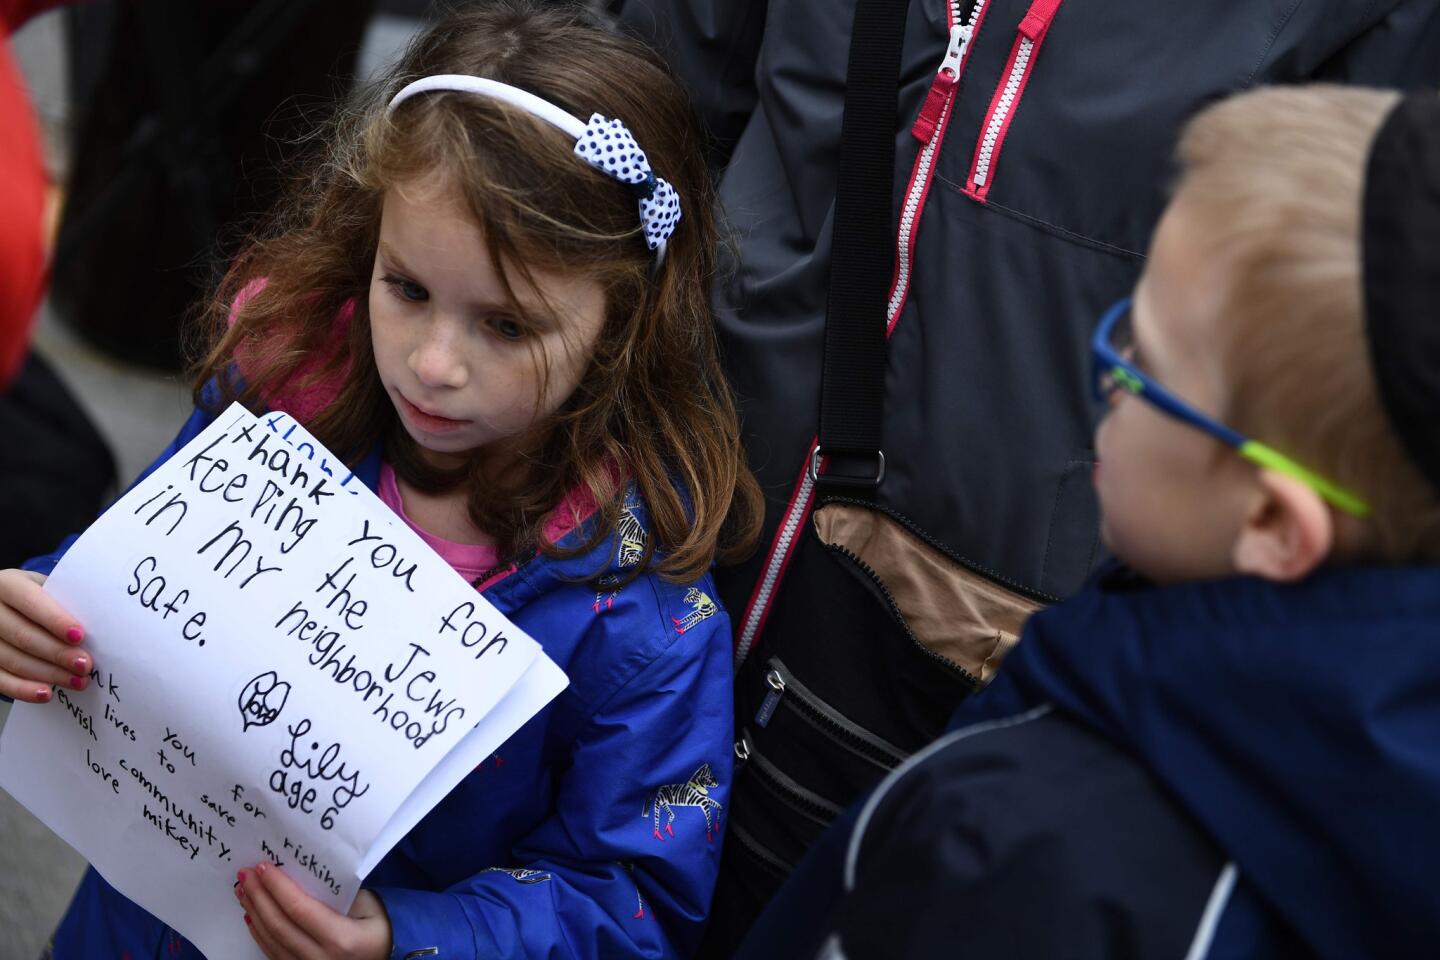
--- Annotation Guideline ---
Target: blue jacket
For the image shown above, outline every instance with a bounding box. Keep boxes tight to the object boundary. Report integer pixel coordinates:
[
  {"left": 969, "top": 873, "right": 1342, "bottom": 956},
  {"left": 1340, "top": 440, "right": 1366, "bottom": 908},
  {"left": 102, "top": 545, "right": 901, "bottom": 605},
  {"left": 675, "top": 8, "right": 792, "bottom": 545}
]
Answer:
[
  {"left": 751, "top": 565, "right": 1440, "bottom": 958},
  {"left": 29, "top": 400, "right": 735, "bottom": 960}
]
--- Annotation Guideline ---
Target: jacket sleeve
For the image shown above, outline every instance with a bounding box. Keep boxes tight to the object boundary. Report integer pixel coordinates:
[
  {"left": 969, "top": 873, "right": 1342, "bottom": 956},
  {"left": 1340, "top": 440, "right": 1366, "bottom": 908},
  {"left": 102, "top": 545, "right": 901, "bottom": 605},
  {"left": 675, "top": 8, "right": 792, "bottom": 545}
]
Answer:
[
  {"left": 374, "top": 607, "right": 734, "bottom": 960},
  {"left": 21, "top": 400, "right": 221, "bottom": 577},
  {"left": 612, "top": 0, "right": 769, "bottom": 170}
]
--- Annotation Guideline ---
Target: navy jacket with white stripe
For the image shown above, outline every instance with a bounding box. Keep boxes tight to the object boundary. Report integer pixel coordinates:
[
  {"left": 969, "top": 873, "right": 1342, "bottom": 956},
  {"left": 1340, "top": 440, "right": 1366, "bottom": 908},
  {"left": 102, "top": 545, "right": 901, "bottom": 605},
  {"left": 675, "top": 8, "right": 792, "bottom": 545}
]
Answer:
[{"left": 749, "top": 564, "right": 1440, "bottom": 959}]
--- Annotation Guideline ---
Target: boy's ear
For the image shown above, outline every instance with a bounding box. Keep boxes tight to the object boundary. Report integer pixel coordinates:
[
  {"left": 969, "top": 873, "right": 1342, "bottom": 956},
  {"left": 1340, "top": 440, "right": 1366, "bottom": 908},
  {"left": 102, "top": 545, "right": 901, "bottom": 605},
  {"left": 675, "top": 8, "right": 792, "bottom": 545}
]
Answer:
[{"left": 1231, "top": 469, "right": 1334, "bottom": 582}]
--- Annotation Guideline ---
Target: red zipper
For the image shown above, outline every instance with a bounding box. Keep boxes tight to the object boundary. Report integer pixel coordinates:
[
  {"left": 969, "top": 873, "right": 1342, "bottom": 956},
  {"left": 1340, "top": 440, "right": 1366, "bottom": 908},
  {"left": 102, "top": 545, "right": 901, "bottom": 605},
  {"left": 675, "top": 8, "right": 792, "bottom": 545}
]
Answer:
[
  {"left": 886, "top": 0, "right": 992, "bottom": 331},
  {"left": 963, "top": 0, "right": 1064, "bottom": 202}
]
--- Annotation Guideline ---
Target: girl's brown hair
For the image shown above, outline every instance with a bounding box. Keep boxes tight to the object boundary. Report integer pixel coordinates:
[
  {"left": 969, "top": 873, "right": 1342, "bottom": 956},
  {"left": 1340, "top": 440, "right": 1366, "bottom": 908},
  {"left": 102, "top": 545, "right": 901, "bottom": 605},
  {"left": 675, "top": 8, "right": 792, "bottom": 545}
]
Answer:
[{"left": 192, "top": 0, "right": 761, "bottom": 582}]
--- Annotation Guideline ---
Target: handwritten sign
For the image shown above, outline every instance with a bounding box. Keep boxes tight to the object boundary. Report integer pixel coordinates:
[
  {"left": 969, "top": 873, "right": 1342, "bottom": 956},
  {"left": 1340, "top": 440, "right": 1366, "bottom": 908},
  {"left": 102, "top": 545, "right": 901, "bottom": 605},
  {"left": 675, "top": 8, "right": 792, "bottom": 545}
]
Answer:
[{"left": 0, "top": 404, "right": 567, "bottom": 959}]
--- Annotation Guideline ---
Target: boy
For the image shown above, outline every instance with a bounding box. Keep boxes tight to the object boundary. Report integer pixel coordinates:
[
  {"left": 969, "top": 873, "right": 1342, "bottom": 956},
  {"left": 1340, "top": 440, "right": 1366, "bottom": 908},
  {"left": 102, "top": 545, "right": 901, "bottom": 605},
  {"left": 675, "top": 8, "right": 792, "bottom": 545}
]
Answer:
[{"left": 748, "top": 86, "right": 1440, "bottom": 958}]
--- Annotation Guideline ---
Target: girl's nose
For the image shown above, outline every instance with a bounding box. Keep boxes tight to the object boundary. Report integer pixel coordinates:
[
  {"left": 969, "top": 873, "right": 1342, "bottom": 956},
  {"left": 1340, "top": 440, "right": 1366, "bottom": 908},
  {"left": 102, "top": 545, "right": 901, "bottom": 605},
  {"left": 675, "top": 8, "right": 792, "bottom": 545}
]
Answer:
[{"left": 410, "top": 320, "right": 468, "bottom": 389}]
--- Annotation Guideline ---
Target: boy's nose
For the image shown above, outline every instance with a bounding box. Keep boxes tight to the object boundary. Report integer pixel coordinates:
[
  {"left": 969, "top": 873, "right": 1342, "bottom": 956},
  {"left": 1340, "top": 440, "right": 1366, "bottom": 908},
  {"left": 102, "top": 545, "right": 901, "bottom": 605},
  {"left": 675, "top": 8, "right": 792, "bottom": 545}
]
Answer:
[{"left": 1088, "top": 385, "right": 1122, "bottom": 437}]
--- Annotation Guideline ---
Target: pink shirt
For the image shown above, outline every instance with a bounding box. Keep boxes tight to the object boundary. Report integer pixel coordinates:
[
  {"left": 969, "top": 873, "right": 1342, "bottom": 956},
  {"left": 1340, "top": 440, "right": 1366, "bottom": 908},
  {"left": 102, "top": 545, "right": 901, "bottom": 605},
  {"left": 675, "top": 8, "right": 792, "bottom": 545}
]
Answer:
[
  {"left": 378, "top": 462, "right": 604, "bottom": 591},
  {"left": 378, "top": 462, "right": 501, "bottom": 583}
]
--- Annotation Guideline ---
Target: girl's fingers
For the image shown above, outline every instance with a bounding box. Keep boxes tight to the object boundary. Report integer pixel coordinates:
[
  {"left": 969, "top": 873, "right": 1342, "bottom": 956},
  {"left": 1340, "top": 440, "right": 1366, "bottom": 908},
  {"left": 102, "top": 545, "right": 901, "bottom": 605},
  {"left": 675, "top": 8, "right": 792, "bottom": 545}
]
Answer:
[
  {"left": 238, "top": 868, "right": 321, "bottom": 960},
  {"left": 0, "top": 604, "right": 92, "bottom": 683},
  {"left": 0, "top": 570, "right": 83, "bottom": 646},
  {"left": 0, "top": 667, "right": 54, "bottom": 704},
  {"left": 252, "top": 860, "right": 346, "bottom": 942},
  {"left": 246, "top": 908, "right": 298, "bottom": 960},
  {"left": 0, "top": 570, "right": 91, "bottom": 679},
  {"left": 0, "top": 640, "right": 86, "bottom": 694}
]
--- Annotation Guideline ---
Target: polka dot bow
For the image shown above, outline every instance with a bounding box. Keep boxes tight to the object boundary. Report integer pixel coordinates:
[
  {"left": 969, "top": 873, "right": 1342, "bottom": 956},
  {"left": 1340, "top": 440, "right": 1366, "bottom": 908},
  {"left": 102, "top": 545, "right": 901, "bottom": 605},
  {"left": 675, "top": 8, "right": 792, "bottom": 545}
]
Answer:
[{"left": 573, "top": 113, "right": 682, "bottom": 255}]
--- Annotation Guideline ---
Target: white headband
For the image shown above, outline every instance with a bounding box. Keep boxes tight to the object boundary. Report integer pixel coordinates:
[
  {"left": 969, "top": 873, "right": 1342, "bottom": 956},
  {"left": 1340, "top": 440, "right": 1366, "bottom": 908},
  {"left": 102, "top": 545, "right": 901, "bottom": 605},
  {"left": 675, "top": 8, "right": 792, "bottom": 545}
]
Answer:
[{"left": 387, "top": 74, "right": 681, "bottom": 262}]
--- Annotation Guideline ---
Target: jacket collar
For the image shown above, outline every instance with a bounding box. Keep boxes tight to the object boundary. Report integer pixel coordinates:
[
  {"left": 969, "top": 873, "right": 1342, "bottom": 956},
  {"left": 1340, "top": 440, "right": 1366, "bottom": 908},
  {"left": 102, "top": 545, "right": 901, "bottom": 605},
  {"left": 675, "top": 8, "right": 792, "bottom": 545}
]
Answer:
[{"left": 353, "top": 444, "right": 653, "bottom": 610}]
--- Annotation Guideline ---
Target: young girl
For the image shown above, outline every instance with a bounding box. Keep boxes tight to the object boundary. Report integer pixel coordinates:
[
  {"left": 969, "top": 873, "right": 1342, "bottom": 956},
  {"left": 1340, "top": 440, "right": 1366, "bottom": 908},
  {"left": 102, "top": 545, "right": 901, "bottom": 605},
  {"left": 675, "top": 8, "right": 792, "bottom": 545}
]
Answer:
[{"left": 0, "top": 3, "right": 761, "bottom": 957}]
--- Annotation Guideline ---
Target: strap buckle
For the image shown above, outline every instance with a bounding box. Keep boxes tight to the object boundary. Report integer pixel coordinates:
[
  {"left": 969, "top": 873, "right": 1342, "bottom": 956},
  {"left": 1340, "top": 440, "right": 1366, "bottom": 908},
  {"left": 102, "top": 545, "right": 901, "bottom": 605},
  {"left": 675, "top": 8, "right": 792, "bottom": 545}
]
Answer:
[{"left": 808, "top": 444, "right": 886, "bottom": 488}]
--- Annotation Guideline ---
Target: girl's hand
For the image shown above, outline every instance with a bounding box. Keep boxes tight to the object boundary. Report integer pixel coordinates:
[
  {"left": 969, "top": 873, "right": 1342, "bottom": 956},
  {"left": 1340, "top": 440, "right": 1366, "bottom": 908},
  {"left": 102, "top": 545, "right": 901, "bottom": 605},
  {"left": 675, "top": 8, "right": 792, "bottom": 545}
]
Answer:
[
  {"left": 237, "top": 862, "right": 391, "bottom": 960},
  {"left": 0, "top": 569, "right": 92, "bottom": 703}
]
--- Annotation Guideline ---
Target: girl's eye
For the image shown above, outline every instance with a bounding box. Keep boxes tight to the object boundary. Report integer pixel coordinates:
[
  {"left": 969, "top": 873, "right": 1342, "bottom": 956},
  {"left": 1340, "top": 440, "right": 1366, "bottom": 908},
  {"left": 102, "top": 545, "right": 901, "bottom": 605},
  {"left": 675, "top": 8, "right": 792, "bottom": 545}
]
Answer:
[
  {"left": 382, "top": 275, "right": 428, "bottom": 303},
  {"left": 490, "top": 316, "right": 526, "bottom": 341}
]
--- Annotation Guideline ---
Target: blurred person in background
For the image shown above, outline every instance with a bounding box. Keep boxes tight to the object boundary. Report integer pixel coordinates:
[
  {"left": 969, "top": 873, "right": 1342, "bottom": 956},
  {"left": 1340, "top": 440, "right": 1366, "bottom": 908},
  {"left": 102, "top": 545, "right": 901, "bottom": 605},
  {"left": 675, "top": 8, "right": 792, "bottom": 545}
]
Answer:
[
  {"left": 0, "top": 0, "right": 65, "bottom": 384},
  {"left": 0, "top": 0, "right": 117, "bottom": 567}
]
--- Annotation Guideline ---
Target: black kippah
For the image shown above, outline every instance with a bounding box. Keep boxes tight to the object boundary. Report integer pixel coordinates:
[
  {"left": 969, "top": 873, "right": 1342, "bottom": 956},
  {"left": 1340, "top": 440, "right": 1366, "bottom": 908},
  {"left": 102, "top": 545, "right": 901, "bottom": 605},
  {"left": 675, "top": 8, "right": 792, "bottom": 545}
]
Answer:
[{"left": 1363, "top": 92, "right": 1440, "bottom": 499}]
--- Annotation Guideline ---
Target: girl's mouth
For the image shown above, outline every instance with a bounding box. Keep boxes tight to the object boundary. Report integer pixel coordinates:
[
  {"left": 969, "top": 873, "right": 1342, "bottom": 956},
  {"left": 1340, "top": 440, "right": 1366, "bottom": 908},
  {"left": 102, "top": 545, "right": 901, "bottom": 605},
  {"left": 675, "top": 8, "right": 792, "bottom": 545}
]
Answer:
[{"left": 398, "top": 393, "right": 468, "bottom": 434}]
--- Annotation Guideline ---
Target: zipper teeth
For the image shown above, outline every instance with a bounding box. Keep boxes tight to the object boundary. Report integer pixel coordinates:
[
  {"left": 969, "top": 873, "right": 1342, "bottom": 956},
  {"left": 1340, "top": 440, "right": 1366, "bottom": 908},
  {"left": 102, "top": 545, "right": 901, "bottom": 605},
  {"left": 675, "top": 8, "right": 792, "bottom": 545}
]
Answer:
[
  {"left": 728, "top": 820, "right": 797, "bottom": 876},
  {"left": 735, "top": 470, "right": 815, "bottom": 665},
  {"left": 748, "top": 749, "right": 844, "bottom": 825},
  {"left": 887, "top": 0, "right": 987, "bottom": 322},
  {"left": 828, "top": 542, "right": 982, "bottom": 686},
  {"left": 825, "top": 496, "right": 1060, "bottom": 603},
  {"left": 769, "top": 658, "right": 908, "bottom": 768},
  {"left": 972, "top": 36, "right": 1033, "bottom": 187},
  {"left": 887, "top": 109, "right": 950, "bottom": 320},
  {"left": 957, "top": 0, "right": 982, "bottom": 32},
  {"left": 782, "top": 691, "right": 904, "bottom": 770}
]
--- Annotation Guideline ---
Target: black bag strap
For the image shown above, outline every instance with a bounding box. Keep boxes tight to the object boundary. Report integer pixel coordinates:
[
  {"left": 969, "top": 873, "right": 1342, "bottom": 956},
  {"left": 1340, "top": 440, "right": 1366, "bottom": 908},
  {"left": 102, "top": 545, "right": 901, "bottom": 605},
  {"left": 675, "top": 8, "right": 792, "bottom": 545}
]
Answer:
[{"left": 812, "top": 0, "right": 912, "bottom": 494}]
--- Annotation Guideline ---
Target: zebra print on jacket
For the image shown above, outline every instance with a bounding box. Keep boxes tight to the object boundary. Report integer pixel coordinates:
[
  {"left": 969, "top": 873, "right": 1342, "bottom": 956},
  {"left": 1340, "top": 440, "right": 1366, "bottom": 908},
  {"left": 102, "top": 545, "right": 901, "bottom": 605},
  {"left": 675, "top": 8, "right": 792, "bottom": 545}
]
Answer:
[{"left": 643, "top": 763, "right": 723, "bottom": 842}]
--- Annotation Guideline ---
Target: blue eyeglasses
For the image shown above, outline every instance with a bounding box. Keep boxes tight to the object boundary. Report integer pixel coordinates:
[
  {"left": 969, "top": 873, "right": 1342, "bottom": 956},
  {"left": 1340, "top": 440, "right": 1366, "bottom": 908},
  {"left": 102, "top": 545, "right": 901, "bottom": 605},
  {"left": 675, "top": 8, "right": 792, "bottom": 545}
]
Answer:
[{"left": 1091, "top": 297, "right": 1371, "bottom": 518}]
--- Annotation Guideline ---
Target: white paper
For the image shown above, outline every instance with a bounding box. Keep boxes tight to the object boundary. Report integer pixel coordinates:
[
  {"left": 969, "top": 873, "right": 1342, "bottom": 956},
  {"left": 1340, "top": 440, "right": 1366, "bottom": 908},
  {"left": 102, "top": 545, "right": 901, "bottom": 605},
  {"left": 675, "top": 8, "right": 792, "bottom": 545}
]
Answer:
[{"left": 0, "top": 404, "right": 567, "bottom": 959}]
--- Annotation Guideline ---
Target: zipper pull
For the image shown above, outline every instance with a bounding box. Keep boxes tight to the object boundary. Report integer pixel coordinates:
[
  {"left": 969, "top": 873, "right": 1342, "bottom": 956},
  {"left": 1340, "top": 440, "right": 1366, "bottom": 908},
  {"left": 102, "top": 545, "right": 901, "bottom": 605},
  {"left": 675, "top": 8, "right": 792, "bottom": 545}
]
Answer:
[
  {"left": 754, "top": 669, "right": 787, "bottom": 727},
  {"left": 939, "top": 21, "right": 973, "bottom": 78},
  {"left": 911, "top": 24, "right": 972, "bottom": 143},
  {"left": 734, "top": 735, "right": 751, "bottom": 764}
]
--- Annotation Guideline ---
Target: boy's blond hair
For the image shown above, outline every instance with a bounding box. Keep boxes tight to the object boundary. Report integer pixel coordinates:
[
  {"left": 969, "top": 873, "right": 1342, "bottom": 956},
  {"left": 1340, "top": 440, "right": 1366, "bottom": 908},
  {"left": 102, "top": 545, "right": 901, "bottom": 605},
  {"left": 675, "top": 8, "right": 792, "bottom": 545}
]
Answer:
[{"left": 1174, "top": 85, "right": 1440, "bottom": 563}]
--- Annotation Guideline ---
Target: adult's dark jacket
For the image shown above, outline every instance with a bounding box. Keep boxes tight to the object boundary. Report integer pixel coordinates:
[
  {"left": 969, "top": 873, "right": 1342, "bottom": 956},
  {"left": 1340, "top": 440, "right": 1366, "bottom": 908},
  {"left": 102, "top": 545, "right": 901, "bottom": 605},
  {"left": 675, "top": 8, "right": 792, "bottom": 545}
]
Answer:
[
  {"left": 612, "top": 0, "right": 1440, "bottom": 643},
  {"left": 748, "top": 565, "right": 1440, "bottom": 959}
]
